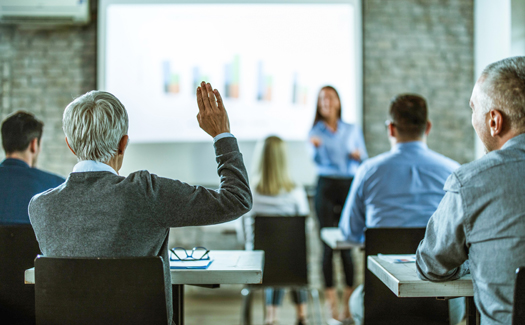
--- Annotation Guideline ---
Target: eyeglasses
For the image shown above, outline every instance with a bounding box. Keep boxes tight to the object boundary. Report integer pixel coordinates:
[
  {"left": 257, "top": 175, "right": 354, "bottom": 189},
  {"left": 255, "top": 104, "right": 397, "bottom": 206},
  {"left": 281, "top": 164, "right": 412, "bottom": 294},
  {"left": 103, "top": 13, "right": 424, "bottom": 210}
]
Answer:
[
  {"left": 170, "top": 246, "right": 210, "bottom": 261},
  {"left": 385, "top": 120, "right": 396, "bottom": 130}
]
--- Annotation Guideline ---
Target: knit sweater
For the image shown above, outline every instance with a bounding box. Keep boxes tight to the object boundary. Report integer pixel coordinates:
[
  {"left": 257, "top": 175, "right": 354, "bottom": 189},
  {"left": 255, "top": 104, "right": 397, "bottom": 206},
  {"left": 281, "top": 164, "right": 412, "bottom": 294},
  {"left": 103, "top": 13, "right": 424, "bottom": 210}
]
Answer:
[{"left": 29, "top": 137, "right": 252, "bottom": 324}]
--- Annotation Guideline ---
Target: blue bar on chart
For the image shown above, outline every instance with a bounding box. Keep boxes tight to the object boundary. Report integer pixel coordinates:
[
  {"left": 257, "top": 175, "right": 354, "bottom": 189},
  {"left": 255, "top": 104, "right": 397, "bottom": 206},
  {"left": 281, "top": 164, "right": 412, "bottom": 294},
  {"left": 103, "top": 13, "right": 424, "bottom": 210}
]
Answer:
[
  {"left": 163, "top": 61, "right": 180, "bottom": 94},
  {"left": 257, "top": 61, "right": 272, "bottom": 101},
  {"left": 224, "top": 55, "right": 240, "bottom": 98}
]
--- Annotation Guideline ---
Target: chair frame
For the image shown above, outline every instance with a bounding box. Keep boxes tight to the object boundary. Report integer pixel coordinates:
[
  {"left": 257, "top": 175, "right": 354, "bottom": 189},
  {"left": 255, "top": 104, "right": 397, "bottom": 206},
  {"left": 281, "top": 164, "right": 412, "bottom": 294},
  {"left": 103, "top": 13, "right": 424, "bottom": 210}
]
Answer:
[
  {"left": 363, "top": 227, "right": 449, "bottom": 325},
  {"left": 241, "top": 215, "right": 322, "bottom": 325},
  {"left": 34, "top": 255, "right": 168, "bottom": 325}
]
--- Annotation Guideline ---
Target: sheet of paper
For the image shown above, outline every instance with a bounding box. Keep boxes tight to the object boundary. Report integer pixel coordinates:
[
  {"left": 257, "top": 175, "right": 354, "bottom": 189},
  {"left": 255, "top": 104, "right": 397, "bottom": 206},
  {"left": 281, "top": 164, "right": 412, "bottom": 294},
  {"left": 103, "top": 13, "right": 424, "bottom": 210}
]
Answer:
[{"left": 378, "top": 254, "right": 416, "bottom": 263}]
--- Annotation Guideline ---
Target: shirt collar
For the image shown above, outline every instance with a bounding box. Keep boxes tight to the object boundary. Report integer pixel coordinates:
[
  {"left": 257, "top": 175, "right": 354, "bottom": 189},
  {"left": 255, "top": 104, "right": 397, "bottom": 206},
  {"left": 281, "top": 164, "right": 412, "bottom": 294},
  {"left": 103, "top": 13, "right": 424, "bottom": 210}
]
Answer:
[
  {"left": 316, "top": 119, "right": 342, "bottom": 132},
  {"left": 391, "top": 141, "right": 428, "bottom": 152},
  {"left": 1, "top": 158, "right": 30, "bottom": 168},
  {"left": 501, "top": 133, "right": 525, "bottom": 151},
  {"left": 72, "top": 160, "right": 118, "bottom": 175}
]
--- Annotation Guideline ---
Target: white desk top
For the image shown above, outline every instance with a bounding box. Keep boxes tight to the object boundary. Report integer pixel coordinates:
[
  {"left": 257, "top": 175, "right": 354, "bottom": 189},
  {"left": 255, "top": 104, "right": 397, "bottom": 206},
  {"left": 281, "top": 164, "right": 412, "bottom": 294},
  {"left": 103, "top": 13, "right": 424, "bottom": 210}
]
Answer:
[
  {"left": 367, "top": 255, "right": 474, "bottom": 298},
  {"left": 320, "top": 227, "right": 363, "bottom": 250},
  {"left": 170, "top": 250, "right": 263, "bottom": 285},
  {"left": 25, "top": 250, "right": 264, "bottom": 286}
]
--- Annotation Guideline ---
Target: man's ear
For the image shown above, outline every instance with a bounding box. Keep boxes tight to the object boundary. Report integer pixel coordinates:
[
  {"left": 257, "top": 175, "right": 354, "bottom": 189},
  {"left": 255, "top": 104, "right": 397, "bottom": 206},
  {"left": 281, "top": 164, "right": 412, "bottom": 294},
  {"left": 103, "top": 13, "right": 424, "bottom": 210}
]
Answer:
[
  {"left": 424, "top": 121, "right": 432, "bottom": 136},
  {"left": 489, "top": 110, "right": 504, "bottom": 137},
  {"left": 29, "top": 138, "right": 39, "bottom": 154},
  {"left": 388, "top": 123, "right": 396, "bottom": 138},
  {"left": 65, "top": 137, "right": 76, "bottom": 155},
  {"left": 118, "top": 135, "right": 129, "bottom": 155}
]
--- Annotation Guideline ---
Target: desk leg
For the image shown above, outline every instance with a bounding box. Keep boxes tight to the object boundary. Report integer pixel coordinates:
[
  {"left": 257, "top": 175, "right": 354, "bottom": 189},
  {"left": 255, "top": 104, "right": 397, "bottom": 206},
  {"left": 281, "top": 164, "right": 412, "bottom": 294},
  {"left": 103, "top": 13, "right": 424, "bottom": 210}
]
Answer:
[
  {"left": 173, "top": 284, "right": 184, "bottom": 325},
  {"left": 465, "top": 297, "right": 480, "bottom": 325}
]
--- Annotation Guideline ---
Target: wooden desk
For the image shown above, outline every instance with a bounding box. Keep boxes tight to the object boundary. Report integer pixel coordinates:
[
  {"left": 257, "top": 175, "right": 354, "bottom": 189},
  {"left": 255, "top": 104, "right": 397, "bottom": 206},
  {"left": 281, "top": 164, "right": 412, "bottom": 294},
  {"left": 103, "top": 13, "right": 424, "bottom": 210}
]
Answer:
[
  {"left": 320, "top": 227, "right": 363, "bottom": 250},
  {"left": 368, "top": 255, "right": 478, "bottom": 325},
  {"left": 25, "top": 250, "right": 264, "bottom": 325}
]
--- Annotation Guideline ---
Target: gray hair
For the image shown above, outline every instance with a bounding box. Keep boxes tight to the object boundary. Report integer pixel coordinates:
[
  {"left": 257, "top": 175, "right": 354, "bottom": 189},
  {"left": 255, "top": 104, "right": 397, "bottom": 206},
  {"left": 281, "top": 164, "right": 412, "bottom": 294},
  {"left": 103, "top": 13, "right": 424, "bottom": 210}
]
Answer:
[
  {"left": 480, "top": 56, "right": 525, "bottom": 132},
  {"left": 63, "top": 91, "right": 129, "bottom": 162}
]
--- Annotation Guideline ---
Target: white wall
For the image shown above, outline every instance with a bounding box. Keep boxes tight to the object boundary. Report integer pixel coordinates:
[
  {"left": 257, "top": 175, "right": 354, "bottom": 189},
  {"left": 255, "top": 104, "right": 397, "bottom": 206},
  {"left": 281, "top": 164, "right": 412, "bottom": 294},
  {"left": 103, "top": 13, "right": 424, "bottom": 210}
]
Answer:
[
  {"left": 120, "top": 140, "right": 317, "bottom": 186},
  {"left": 474, "top": 0, "right": 511, "bottom": 158}
]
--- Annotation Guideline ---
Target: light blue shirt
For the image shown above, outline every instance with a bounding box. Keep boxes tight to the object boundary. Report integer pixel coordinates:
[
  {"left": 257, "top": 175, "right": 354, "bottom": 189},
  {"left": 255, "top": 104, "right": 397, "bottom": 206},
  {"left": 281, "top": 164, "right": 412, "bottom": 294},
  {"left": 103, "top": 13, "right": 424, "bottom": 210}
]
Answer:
[
  {"left": 308, "top": 120, "right": 368, "bottom": 178},
  {"left": 339, "top": 141, "right": 460, "bottom": 243}
]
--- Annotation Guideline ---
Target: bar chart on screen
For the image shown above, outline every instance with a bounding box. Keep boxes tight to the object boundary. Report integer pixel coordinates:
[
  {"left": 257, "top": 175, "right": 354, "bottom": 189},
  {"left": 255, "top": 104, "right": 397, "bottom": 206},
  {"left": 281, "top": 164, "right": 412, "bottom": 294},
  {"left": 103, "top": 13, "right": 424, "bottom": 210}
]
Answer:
[{"left": 105, "top": 3, "right": 358, "bottom": 142}]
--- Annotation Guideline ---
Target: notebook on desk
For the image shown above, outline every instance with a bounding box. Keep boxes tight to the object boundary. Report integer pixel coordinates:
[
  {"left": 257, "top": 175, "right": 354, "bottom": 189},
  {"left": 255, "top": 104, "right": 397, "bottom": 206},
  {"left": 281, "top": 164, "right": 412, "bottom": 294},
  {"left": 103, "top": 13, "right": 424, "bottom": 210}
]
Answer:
[{"left": 169, "top": 259, "right": 214, "bottom": 269}]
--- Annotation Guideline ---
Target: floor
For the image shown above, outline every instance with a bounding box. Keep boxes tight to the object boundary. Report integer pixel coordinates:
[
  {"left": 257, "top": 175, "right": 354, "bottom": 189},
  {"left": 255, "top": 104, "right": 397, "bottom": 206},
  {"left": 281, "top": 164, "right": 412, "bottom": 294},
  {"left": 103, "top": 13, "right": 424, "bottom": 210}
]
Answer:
[{"left": 176, "top": 212, "right": 365, "bottom": 325}]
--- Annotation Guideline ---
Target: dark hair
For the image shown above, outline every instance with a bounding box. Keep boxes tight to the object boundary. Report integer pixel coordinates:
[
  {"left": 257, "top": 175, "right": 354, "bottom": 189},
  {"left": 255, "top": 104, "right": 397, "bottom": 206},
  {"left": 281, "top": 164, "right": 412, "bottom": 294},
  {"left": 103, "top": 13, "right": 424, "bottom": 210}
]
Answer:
[
  {"left": 1, "top": 111, "right": 44, "bottom": 154},
  {"left": 388, "top": 94, "right": 428, "bottom": 138},
  {"left": 313, "top": 85, "right": 342, "bottom": 127}
]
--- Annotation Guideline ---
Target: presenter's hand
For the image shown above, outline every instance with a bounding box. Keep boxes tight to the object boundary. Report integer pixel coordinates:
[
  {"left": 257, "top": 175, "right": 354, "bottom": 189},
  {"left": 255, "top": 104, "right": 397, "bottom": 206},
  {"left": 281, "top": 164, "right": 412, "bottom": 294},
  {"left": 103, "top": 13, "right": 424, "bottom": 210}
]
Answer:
[
  {"left": 310, "top": 136, "right": 322, "bottom": 148},
  {"left": 196, "top": 81, "right": 231, "bottom": 138},
  {"left": 349, "top": 150, "right": 361, "bottom": 162}
]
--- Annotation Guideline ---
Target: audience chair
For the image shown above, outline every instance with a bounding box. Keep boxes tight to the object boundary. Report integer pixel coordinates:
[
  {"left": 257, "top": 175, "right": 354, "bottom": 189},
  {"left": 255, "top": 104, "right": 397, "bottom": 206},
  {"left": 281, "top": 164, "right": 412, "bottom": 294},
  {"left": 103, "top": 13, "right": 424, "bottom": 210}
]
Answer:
[
  {"left": 513, "top": 267, "right": 525, "bottom": 325},
  {"left": 34, "top": 256, "right": 168, "bottom": 325},
  {"left": 241, "top": 215, "right": 322, "bottom": 325},
  {"left": 364, "top": 227, "right": 449, "bottom": 325},
  {"left": 0, "top": 224, "right": 41, "bottom": 325}
]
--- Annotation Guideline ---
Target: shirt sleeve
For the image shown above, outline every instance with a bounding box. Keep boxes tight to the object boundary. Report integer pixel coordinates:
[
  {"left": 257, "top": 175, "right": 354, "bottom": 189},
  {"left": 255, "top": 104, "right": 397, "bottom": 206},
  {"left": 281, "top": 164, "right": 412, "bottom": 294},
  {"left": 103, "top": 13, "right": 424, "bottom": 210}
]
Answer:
[
  {"left": 416, "top": 173, "right": 470, "bottom": 282},
  {"left": 293, "top": 186, "right": 310, "bottom": 216},
  {"left": 339, "top": 164, "right": 367, "bottom": 243},
  {"left": 141, "top": 136, "right": 253, "bottom": 228}
]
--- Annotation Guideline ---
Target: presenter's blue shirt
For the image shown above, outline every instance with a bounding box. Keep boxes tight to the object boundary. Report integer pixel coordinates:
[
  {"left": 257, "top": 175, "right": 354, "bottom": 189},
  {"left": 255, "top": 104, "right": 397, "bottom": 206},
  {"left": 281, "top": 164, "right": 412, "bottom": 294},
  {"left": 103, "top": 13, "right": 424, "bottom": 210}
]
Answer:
[
  {"left": 0, "top": 158, "right": 65, "bottom": 225},
  {"left": 308, "top": 120, "right": 368, "bottom": 178},
  {"left": 339, "top": 141, "right": 460, "bottom": 243}
]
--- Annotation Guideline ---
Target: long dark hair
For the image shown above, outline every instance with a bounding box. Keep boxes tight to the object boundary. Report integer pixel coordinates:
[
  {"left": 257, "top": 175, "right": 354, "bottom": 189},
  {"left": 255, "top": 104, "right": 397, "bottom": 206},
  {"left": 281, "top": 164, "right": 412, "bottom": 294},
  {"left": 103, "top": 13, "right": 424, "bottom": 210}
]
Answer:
[{"left": 313, "top": 85, "right": 342, "bottom": 127}]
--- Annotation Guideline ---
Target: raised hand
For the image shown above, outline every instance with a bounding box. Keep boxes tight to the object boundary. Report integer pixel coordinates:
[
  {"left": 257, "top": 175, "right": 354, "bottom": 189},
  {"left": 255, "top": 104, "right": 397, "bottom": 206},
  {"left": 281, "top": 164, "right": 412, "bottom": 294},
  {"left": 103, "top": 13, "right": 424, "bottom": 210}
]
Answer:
[
  {"left": 310, "top": 136, "right": 322, "bottom": 148},
  {"left": 196, "top": 81, "right": 230, "bottom": 138}
]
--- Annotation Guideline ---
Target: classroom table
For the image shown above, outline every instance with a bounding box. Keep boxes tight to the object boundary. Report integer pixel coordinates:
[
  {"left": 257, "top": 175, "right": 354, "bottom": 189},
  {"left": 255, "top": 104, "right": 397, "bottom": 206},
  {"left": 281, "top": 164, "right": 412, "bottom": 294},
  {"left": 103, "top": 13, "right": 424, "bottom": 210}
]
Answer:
[
  {"left": 367, "top": 255, "right": 479, "bottom": 325},
  {"left": 25, "top": 250, "right": 264, "bottom": 325},
  {"left": 320, "top": 227, "right": 364, "bottom": 250}
]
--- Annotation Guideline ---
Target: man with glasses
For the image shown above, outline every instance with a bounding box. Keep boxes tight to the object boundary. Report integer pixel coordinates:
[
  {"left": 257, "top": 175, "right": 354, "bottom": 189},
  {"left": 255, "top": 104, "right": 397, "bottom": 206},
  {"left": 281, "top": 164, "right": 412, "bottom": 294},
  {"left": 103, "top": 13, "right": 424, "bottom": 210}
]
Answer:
[{"left": 338, "top": 94, "right": 460, "bottom": 324}]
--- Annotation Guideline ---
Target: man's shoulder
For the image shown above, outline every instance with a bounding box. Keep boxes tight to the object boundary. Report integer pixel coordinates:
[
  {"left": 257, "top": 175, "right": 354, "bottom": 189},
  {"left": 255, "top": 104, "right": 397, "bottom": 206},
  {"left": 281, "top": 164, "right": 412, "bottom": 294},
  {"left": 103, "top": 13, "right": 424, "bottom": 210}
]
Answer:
[
  {"left": 424, "top": 149, "right": 461, "bottom": 171},
  {"left": 33, "top": 168, "right": 66, "bottom": 185},
  {"left": 448, "top": 148, "right": 520, "bottom": 189}
]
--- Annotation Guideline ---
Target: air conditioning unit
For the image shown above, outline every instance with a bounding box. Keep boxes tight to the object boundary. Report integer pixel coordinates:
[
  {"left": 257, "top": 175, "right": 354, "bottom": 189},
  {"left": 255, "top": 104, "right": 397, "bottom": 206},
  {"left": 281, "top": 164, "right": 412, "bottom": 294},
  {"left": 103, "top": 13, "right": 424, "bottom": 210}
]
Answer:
[{"left": 0, "top": 0, "right": 90, "bottom": 25}]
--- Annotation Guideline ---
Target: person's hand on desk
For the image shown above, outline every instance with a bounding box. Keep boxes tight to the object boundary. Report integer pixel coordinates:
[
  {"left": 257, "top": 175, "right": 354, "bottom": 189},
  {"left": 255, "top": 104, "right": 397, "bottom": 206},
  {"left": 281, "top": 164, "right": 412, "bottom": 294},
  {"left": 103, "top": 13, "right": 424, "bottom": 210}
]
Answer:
[{"left": 196, "top": 81, "right": 231, "bottom": 137}]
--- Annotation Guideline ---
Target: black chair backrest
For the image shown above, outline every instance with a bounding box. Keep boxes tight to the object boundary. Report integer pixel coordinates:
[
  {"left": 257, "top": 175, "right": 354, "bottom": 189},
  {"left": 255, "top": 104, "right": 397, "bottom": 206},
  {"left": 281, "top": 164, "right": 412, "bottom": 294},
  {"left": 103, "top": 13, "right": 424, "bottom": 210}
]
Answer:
[
  {"left": 35, "top": 256, "right": 168, "bottom": 325},
  {"left": 0, "top": 224, "right": 41, "bottom": 325},
  {"left": 364, "top": 228, "right": 449, "bottom": 325},
  {"left": 253, "top": 215, "right": 308, "bottom": 287},
  {"left": 513, "top": 267, "right": 525, "bottom": 325}
]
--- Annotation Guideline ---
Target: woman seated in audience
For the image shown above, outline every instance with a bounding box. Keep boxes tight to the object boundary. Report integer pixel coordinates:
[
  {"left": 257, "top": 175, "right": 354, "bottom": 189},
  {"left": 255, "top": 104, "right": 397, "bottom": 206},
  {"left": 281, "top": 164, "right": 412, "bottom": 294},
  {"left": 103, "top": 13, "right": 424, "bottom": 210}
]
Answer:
[{"left": 244, "top": 135, "right": 310, "bottom": 325}]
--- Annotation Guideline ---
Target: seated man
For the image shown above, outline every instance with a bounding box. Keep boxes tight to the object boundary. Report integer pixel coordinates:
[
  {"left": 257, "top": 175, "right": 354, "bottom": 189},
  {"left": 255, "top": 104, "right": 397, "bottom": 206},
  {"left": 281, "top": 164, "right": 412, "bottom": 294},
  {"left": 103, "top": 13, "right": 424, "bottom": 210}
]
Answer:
[
  {"left": 338, "top": 94, "right": 460, "bottom": 324},
  {"left": 29, "top": 82, "right": 252, "bottom": 324},
  {"left": 416, "top": 57, "right": 525, "bottom": 324},
  {"left": 0, "top": 111, "right": 64, "bottom": 225}
]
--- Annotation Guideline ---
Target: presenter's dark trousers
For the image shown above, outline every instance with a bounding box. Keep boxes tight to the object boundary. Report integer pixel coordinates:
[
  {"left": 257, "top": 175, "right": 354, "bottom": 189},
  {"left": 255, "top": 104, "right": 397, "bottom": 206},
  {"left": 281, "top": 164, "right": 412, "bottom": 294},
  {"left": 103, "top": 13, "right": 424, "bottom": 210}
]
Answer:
[{"left": 315, "top": 176, "right": 354, "bottom": 288}]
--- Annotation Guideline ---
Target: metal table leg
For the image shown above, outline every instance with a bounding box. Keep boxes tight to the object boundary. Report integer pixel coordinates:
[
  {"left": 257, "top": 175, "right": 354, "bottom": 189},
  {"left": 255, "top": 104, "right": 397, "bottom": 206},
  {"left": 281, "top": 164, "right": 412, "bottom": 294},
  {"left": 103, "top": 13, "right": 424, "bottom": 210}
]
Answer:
[
  {"left": 173, "top": 284, "right": 184, "bottom": 325},
  {"left": 465, "top": 297, "right": 480, "bottom": 325}
]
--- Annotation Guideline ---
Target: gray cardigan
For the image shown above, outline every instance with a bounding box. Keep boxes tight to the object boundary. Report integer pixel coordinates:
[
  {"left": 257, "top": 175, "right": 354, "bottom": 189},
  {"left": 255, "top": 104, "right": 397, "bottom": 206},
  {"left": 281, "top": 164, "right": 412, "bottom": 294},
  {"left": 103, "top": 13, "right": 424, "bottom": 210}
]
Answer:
[{"left": 29, "top": 137, "right": 252, "bottom": 324}]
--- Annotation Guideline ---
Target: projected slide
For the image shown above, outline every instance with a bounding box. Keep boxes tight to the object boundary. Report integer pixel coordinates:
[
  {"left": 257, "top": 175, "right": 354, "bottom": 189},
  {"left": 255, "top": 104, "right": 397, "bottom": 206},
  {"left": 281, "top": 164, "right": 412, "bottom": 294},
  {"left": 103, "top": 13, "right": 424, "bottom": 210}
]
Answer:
[{"left": 105, "top": 4, "right": 357, "bottom": 142}]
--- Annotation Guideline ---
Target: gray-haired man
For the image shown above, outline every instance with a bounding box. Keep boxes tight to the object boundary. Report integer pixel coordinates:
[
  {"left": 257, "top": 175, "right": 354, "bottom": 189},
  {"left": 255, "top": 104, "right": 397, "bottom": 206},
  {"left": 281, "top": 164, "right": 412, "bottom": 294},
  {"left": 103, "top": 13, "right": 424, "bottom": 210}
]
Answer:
[
  {"left": 416, "top": 57, "right": 525, "bottom": 324},
  {"left": 29, "top": 82, "right": 252, "bottom": 324}
]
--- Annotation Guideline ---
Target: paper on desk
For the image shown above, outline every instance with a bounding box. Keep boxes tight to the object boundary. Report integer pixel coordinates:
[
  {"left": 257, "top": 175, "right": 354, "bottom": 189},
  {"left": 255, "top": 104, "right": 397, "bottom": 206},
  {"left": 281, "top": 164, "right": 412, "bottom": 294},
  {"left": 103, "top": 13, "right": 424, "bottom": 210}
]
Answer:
[
  {"left": 170, "top": 259, "right": 214, "bottom": 269},
  {"left": 378, "top": 254, "right": 416, "bottom": 263}
]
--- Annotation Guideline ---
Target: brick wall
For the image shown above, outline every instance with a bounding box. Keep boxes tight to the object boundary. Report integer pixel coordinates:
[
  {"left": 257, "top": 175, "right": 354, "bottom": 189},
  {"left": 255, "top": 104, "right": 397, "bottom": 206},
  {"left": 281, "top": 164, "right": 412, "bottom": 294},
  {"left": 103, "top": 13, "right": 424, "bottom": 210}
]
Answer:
[
  {"left": 0, "top": 23, "right": 96, "bottom": 177},
  {"left": 363, "top": 0, "right": 475, "bottom": 163},
  {"left": 0, "top": 0, "right": 475, "bottom": 177}
]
